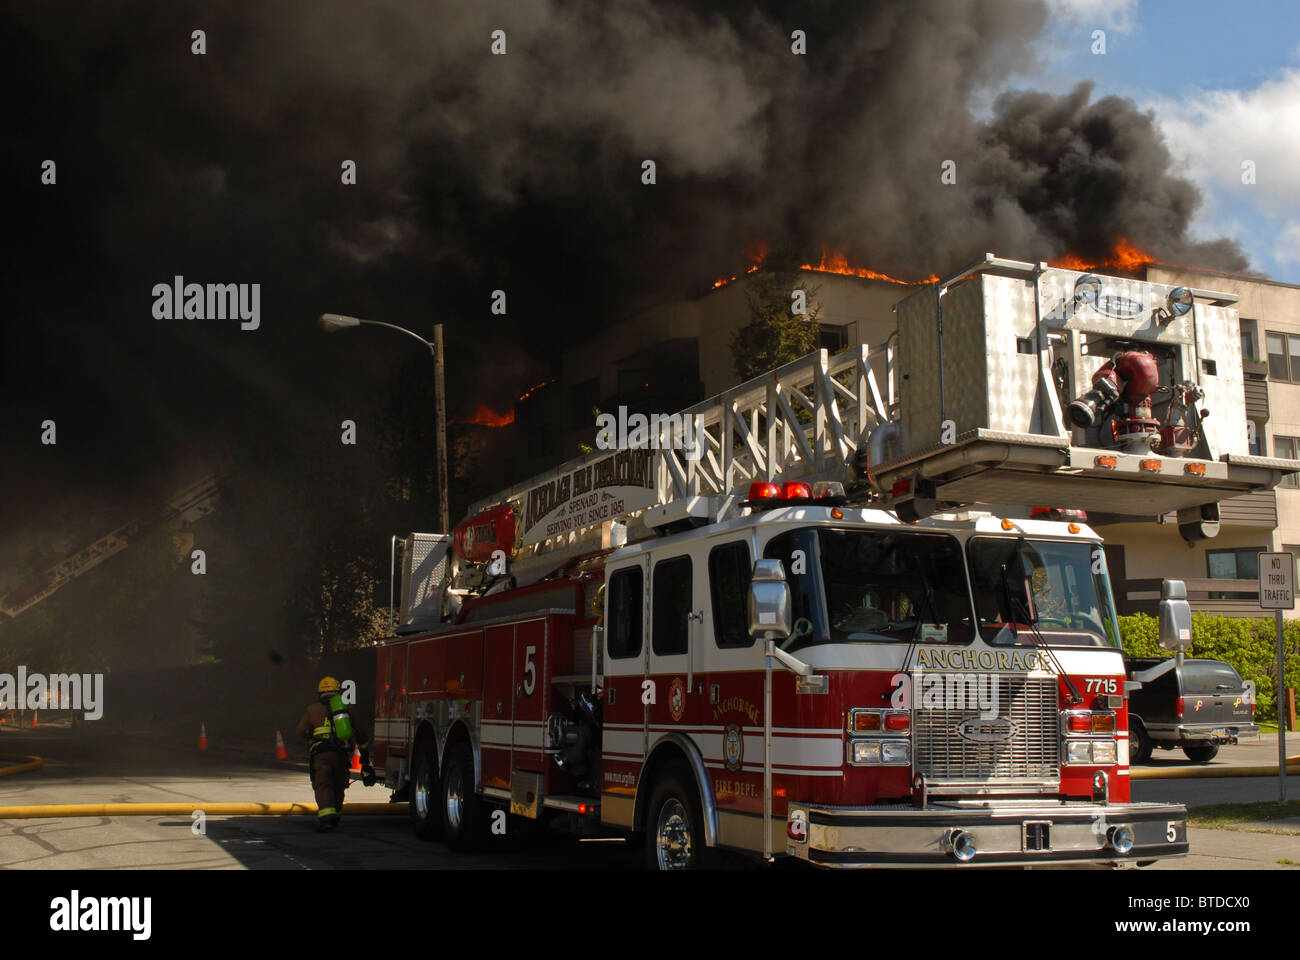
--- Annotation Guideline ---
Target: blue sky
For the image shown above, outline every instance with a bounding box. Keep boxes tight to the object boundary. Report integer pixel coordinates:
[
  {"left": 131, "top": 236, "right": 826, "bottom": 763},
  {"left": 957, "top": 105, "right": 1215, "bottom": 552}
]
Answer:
[{"left": 1012, "top": 0, "right": 1300, "bottom": 280}]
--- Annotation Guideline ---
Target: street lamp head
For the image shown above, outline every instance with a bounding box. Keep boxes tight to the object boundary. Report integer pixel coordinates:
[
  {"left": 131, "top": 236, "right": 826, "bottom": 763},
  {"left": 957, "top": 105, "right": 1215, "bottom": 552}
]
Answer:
[{"left": 319, "top": 313, "right": 363, "bottom": 331}]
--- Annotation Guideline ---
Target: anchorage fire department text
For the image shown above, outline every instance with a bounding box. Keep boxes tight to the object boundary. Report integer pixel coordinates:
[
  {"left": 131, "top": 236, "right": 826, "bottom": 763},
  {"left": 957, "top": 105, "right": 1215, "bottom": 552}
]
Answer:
[{"left": 370, "top": 254, "right": 1300, "bottom": 868}]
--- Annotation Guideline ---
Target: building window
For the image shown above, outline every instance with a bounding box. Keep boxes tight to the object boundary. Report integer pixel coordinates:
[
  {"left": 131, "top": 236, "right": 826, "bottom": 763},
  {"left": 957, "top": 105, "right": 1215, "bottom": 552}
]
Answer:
[
  {"left": 1248, "top": 419, "right": 1265, "bottom": 456},
  {"left": 569, "top": 377, "right": 600, "bottom": 433},
  {"left": 1240, "top": 322, "right": 1257, "bottom": 363},
  {"left": 1207, "top": 547, "right": 1264, "bottom": 580},
  {"left": 818, "top": 324, "right": 848, "bottom": 354},
  {"left": 1207, "top": 547, "right": 1265, "bottom": 600},
  {"left": 1266, "top": 331, "right": 1300, "bottom": 382},
  {"left": 1275, "top": 435, "right": 1300, "bottom": 487}
]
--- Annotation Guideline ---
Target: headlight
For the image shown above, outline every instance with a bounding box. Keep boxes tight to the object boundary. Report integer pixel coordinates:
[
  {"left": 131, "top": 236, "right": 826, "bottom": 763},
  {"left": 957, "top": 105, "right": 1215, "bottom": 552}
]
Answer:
[
  {"left": 1093, "top": 741, "right": 1118, "bottom": 764},
  {"left": 850, "top": 741, "right": 882, "bottom": 765},
  {"left": 1067, "top": 740, "right": 1093, "bottom": 763},
  {"left": 882, "top": 741, "right": 911, "bottom": 765}
]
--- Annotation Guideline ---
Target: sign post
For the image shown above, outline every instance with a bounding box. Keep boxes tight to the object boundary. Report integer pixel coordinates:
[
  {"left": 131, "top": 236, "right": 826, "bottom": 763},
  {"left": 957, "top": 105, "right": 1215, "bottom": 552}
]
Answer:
[{"left": 1258, "top": 552, "right": 1294, "bottom": 803}]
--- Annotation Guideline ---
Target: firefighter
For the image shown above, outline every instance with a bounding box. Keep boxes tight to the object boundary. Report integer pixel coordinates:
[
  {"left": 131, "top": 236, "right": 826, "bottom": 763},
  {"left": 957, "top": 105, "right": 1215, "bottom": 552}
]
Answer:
[{"left": 295, "top": 677, "right": 373, "bottom": 832}]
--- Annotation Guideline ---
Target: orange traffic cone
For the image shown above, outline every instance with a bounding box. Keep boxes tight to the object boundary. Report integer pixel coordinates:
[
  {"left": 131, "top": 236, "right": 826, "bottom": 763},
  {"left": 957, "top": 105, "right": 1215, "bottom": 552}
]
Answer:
[
  {"left": 275, "top": 730, "right": 288, "bottom": 760},
  {"left": 350, "top": 745, "right": 362, "bottom": 772},
  {"left": 198, "top": 722, "right": 208, "bottom": 750},
  {"left": 31, "top": 710, "right": 37, "bottom": 729}
]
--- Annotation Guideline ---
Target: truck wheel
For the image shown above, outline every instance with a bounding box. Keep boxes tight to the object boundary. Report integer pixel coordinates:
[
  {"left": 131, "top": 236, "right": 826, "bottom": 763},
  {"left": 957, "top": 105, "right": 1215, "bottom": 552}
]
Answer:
[
  {"left": 441, "top": 742, "right": 486, "bottom": 852},
  {"left": 644, "top": 772, "right": 715, "bottom": 870},
  {"left": 409, "top": 740, "right": 442, "bottom": 840},
  {"left": 1182, "top": 743, "right": 1219, "bottom": 763},
  {"left": 1129, "top": 719, "right": 1153, "bottom": 765}
]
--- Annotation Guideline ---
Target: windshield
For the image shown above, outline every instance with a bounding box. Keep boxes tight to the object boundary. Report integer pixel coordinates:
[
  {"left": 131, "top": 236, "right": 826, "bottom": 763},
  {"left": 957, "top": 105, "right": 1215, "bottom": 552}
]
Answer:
[
  {"left": 764, "top": 528, "right": 973, "bottom": 652},
  {"left": 967, "top": 537, "right": 1121, "bottom": 648}
]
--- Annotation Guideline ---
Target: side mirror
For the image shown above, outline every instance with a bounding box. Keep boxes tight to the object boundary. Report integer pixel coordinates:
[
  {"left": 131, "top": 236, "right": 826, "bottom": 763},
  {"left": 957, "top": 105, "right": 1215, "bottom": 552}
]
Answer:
[
  {"left": 749, "top": 559, "right": 793, "bottom": 640},
  {"left": 1157, "top": 579, "right": 1192, "bottom": 651}
]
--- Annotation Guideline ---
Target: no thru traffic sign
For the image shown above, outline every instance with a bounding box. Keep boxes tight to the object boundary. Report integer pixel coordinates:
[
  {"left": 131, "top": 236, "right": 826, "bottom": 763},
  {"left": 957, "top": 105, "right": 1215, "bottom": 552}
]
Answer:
[{"left": 1258, "top": 552, "right": 1295, "bottom": 610}]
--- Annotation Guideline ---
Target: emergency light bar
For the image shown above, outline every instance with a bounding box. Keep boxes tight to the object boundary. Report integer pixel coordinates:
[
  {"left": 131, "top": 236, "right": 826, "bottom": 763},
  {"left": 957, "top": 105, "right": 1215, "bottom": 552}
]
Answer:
[{"left": 745, "top": 480, "right": 846, "bottom": 507}]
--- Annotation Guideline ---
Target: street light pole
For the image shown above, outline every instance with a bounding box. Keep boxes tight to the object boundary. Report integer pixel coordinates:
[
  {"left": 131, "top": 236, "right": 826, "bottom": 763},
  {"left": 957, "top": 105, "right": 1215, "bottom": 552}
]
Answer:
[
  {"left": 433, "top": 323, "right": 450, "bottom": 534},
  {"left": 320, "top": 313, "right": 453, "bottom": 533}
]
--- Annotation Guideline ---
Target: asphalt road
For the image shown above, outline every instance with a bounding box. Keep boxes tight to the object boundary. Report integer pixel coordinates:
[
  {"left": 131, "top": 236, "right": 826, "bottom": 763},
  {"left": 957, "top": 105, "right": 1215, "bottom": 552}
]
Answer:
[{"left": 1, "top": 724, "right": 1297, "bottom": 870}]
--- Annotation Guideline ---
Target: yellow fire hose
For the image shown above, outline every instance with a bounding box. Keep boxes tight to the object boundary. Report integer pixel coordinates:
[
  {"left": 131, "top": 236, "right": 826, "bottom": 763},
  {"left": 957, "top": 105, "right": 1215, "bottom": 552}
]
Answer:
[
  {"left": 1131, "top": 757, "right": 1300, "bottom": 780},
  {"left": 0, "top": 754, "right": 44, "bottom": 777},
  {"left": 0, "top": 801, "right": 408, "bottom": 819}
]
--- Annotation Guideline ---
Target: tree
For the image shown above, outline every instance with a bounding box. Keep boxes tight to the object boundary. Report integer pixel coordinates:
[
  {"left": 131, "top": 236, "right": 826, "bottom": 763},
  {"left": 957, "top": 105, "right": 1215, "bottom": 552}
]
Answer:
[{"left": 729, "top": 250, "right": 822, "bottom": 381}]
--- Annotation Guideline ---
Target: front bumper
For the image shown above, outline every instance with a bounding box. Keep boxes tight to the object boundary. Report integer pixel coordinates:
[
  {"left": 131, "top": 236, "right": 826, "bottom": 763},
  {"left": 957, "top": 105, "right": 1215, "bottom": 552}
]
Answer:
[{"left": 786, "top": 798, "right": 1188, "bottom": 868}]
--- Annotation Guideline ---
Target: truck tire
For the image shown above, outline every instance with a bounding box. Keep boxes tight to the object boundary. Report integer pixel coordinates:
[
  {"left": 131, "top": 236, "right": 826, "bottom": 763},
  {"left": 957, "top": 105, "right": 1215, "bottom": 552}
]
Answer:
[
  {"left": 409, "top": 740, "right": 442, "bottom": 840},
  {"left": 441, "top": 741, "right": 487, "bottom": 852},
  {"left": 1129, "top": 719, "right": 1153, "bottom": 765},
  {"left": 644, "top": 771, "right": 716, "bottom": 871},
  {"left": 1182, "top": 743, "right": 1219, "bottom": 763}
]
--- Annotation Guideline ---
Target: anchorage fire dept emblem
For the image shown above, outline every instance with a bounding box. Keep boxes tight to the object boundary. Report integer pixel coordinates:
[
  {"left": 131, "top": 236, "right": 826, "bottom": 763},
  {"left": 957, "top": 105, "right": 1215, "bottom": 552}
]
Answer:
[
  {"left": 723, "top": 723, "right": 744, "bottom": 771},
  {"left": 669, "top": 678, "right": 685, "bottom": 721}
]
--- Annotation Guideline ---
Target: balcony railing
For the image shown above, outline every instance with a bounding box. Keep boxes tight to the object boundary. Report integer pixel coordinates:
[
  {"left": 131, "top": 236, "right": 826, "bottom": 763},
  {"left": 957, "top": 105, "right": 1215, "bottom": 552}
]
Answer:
[{"left": 1119, "top": 577, "right": 1265, "bottom": 618}]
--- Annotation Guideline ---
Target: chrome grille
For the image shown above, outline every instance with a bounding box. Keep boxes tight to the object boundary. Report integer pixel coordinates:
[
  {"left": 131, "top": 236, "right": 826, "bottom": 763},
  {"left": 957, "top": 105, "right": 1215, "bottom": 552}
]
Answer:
[{"left": 913, "top": 675, "right": 1059, "bottom": 782}]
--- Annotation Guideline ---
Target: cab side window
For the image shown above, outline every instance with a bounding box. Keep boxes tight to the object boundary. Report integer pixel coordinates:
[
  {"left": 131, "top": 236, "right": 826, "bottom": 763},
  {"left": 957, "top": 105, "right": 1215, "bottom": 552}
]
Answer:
[
  {"left": 607, "top": 567, "right": 643, "bottom": 660},
  {"left": 709, "top": 541, "right": 753, "bottom": 648},
  {"left": 652, "top": 556, "right": 693, "bottom": 656}
]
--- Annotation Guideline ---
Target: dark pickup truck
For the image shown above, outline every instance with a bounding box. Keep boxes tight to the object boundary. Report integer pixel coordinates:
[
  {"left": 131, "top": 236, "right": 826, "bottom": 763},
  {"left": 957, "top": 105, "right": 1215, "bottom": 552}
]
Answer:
[{"left": 1126, "top": 657, "right": 1259, "bottom": 763}]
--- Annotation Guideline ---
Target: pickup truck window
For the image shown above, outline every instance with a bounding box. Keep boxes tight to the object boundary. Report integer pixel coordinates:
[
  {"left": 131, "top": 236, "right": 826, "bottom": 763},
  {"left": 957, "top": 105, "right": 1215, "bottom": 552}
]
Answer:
[{"left": 1182, "top": 660, "right": 1245, "bottom": 694}]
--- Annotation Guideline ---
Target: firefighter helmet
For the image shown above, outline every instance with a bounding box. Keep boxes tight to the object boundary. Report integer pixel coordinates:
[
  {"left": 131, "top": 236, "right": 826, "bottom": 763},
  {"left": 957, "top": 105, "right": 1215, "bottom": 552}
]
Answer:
[{"left": 318, "top": 676, "right": 342, "bottom": 695}]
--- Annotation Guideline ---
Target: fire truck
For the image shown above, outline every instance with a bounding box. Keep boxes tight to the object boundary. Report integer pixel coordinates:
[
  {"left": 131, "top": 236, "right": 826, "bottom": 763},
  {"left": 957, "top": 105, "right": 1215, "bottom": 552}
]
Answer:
[{"left": 372, "top": 253, "right": 1300, "bottom": 868}]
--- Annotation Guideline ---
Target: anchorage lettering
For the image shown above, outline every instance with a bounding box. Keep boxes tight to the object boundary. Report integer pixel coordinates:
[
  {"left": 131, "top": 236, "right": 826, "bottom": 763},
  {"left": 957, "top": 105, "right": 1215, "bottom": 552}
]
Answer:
[
  {"left": 914, "top": 647, "right": 1046, "bottom": 672},
  {"left": 523, "top": 448, "right": 654, "bottom": 532},
  {"left": 0, "top": 667, "right": 102, "bottom": 720}
]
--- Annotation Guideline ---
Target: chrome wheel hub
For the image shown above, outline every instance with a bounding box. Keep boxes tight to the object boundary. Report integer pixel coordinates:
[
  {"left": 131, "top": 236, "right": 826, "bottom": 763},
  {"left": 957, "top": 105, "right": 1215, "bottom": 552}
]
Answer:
[
  {"left": 655, "top": 799, "right": 692, "bottom": 870},
  {"left": 445, "top": 764, "right": 465, "bottom": 831}
]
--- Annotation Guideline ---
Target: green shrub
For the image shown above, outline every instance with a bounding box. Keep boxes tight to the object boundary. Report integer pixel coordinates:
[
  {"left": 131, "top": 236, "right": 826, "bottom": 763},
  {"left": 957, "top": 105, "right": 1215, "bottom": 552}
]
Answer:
[{"left": 1118, "top": 613, "right": 1300, "bottom": 723}]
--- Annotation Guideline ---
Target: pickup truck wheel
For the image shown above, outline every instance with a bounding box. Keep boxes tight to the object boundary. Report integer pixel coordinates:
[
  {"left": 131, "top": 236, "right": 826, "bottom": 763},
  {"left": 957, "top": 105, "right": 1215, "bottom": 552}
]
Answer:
[
  {"left": 1128, "top": 720, "right": 1153, "bottom": 764},
  {"left": 644, "top": 772, "right": 716, "bottom": 871},
  {"left": 441, "top": 742, "right": 487, "bottom": 852},
  {"left": 1183, "top": 743, "right": 1219, "bottom": 763},
  {"left": 409, "top": 740, "right": 443, "bottom": 840}
]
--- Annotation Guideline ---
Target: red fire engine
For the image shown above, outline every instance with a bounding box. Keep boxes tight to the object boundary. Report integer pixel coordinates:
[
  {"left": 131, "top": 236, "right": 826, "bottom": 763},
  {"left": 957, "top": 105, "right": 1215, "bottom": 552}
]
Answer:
[{"left": 372, "top": 255, "right": 1299, "bottom": 868}]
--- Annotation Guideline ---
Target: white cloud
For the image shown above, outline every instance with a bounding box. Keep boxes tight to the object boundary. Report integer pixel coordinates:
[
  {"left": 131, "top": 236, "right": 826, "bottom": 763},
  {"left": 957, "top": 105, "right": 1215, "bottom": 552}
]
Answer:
[
  {"left": 1152, "top": 68, "right": 1300, "bottom": 220},
  {"left": 1275, "top": 221, "right": 1300, "bottom": 266},
  {"left": 1044, "top": 0, "right": 1138, "bottom": 32}
]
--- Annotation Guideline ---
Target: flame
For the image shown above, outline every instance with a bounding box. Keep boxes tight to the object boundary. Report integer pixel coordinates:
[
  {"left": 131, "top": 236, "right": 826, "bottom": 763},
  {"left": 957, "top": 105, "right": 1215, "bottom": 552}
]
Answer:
[
  {"left": 516, "top": 377, "right": 556, "bottom": 403},
  {"left": 801, "top": 248, "right": 939, "bottom": 285},
  {"left": 1051, "top": 237, "right": 1156, "bottom": 273},
  {"left": 458, "top": 405, "right": 515, "bottom": 428},
  {"left": 712, "top": 245, "right": 936, "bottom": 290}
]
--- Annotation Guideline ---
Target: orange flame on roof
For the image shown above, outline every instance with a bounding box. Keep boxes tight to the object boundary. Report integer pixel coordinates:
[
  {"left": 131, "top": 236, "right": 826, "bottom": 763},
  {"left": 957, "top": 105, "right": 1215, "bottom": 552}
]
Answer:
[
  {"left": 1051, "top": 237, "right": 1156, "bottom": 273},
  {"left": 800, "top": 248, "right": 939, "bottom": 285},
  {"left": 712, "top": 245, "right": 937, "bottom": 290}
]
